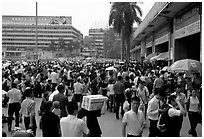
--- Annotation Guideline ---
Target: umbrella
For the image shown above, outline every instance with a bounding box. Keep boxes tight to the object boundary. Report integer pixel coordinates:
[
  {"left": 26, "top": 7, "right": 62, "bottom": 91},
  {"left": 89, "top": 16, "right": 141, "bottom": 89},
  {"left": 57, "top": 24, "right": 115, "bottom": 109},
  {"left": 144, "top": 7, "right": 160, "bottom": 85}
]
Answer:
[
  {"left": 105, "top": 66, "right": 117, "bottom": 71},
  {"left": 168, "top": 59, "right": 202, "bottom": 74}
]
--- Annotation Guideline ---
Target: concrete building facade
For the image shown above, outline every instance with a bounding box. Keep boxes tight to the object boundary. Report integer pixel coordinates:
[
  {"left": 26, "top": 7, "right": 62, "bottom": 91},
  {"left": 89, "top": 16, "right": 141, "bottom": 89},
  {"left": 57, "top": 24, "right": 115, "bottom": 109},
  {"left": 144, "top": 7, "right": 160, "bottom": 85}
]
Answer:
[
  {"left": 88, "top": 28, "right": 104, "bottom": 58},
  {"left": 2, "top": 15, "right": 83, "bottom": 61},
  {"left": 131, "top": 2, "right": 201, "bottom": 65}
]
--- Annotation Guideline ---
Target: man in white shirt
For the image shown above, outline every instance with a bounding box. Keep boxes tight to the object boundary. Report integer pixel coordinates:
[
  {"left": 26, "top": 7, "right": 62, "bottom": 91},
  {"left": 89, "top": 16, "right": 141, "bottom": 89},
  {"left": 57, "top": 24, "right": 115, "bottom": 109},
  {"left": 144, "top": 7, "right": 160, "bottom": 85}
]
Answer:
[
  {"left": 73, "top": 78, "right": 83, "bottom": 107},
  {"left": 7, "top": 83, "right": 22, "bottom": 131},
  {"left": 51, "top": 69, "right": 59, "bottom": 92},
  {"left": 60, "top": 101, "right": 89, "bottom": 137},
  {"left": 147, "top": 89, "right": 165, "bottom": 137},
  {"left": 122, "top": 96, "right": 145, "bottom": 137}
]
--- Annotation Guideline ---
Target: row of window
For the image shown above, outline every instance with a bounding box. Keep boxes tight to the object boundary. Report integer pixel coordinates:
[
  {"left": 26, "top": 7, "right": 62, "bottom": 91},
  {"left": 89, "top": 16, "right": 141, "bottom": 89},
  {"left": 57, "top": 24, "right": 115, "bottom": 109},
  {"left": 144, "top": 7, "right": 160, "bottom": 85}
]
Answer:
[
  {"left": 2, "top": 25, "right": 73, "bottom": 30},
  {"left": 3, "top": 30, "right": 80, "bottom": 35},
  {"left": 2, "top": 26, "right": 82, "bottom": 36},
  {"left": 3, "top": 38, "right": 74, "bottom": 42}
]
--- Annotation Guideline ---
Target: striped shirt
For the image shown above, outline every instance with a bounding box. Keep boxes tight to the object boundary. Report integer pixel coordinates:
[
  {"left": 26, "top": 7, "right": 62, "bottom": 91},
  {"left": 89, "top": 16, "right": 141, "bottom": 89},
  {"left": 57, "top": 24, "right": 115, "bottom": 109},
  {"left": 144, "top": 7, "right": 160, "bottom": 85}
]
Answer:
[{"left": 20, "top": 98, "right": 35, "bottom": 117}]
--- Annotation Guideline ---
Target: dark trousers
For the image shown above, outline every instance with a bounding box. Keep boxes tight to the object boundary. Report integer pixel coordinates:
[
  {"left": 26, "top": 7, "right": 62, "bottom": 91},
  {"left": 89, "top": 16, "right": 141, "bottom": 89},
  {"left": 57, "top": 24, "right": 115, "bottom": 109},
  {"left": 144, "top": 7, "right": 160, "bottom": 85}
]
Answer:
[
  {"left": 149, "top": 119, "right": 159, "bottom": 137},
  {"left": 24, "top": 116, "right": 37, "bottom": 136},
  {"left": 8, "top": 103, "right": 21, "bottom": 130},
  {"left": 108, "top": 94, "right": 115, "bottom": 112},
  {"left": 188, "top": 111, "right": 201, "bottom": 136},
  {"left": 115, "top": 94, "right": 125, "bottom": 118}
]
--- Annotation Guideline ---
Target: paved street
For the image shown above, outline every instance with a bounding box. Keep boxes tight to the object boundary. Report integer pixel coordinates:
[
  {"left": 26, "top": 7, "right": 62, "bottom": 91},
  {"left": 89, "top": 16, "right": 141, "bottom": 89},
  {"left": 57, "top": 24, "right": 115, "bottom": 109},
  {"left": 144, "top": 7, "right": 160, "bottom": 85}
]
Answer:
[{"left": 2, "top": 98, "right": 202, "bottom": 137}]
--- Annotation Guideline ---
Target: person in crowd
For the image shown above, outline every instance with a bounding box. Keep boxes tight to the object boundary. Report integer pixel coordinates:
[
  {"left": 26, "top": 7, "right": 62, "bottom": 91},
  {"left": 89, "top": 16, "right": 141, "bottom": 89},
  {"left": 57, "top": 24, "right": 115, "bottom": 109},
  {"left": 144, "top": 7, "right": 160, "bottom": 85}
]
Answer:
[
  {"left": 122, "top": 96, "right": 145, "bottom": 137},
  {"left": 164, "top": 95, "right": 186, "bottom": 136},
  {"left": 82, "top": 77, "right": 90, "bottom": 96},
  {"left": 51, "top": 68, "right": 59, "bottom": 92},
  {"left": 98, "top": 74, "right": 108, "bottom": 96},
  {"left": 137, "top": 80, "right": 149, "bottom": 121},
  {"left": 35, "top": 71, "right": 43, "bottom": 98},
  {"left": 52, "top": 84, "right": 68, "bottom": 117},
  {"left": 60, "top": 101, "right": 89, "bottom": 137},
  {"left": 44, "top": 78, "right": 52, "bottom": 98},
  {"left": 192, "top": 73, "right": 201, "bottom": 90},
  {"left": 177, "top": 73, "right": 186, "bottom": 95},
  {"left": 89, "top": 74, "right": 99, "bottom": 95},
  {"left": 113, "top": 75, "right": 125, "bottom": 119},
  {"left": 73, "top": 78, "right": 84, "bottom": 107},
  {"left": 107, "top": 79, "right": 115, "bottom": 112},
  {"left": 20, "top": 88, "right": 37, "bottom": 136},
  {"left": 171, "top": 84, "right": 187, "bottom": 134},
  {"left": 7, "top": 83, "right": 21, "bottom": 132},
  {"left": 41, "top": 101, "right": 60, "bottom": 137},
  {"left": 153, "top": 73, "right": 164, "bottom": 95},
  {"left": 2, "top": 74, "right": 11, "bottom": 107},
  {"left": 187, "top": 88, "right": 202, "bottom": 137},
  {"left": 147, "top": 89, "right": 165, "bottom": 137},
  {"left": 52, "top": 101, "right": 61, "bottom": 118}
]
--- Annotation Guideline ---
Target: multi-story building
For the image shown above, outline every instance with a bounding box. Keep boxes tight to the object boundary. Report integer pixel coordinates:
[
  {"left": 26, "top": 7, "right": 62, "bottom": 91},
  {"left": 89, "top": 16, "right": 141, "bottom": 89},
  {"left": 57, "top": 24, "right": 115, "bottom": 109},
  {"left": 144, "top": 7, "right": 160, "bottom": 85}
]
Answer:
[
  {"left": 81, "top": 36, "right": 96, "bottom": 57},
  {"left": 131, "top": 2, "right": 201, "bottom": 65},
  {"left": 2, "top": 15, "right": 83, "bottom": 61},
  {"left": 88, "top": 28, "right": 104, "bottom": 58}
]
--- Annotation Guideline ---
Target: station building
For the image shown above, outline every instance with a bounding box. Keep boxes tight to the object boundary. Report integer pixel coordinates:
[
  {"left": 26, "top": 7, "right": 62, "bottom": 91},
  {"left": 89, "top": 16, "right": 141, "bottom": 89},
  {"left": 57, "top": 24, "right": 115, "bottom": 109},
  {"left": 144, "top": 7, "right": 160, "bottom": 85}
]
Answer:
[
  {"left": 2, "top": 15, "right": 83, "bottom": 61},
  {"left": 130, "top": 2, "right": 202, "bottom": 65}
]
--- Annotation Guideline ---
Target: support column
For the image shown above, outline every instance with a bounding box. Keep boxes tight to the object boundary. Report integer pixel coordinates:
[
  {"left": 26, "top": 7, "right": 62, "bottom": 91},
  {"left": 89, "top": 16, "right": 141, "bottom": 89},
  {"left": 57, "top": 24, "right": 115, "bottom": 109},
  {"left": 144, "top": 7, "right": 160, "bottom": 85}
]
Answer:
[
  {"left": 152, "top": 31, "right": 155, "bottom": 53},
  {"left": 141, "top": 39, "right": 146, "bottom": 63},
  {"left": 172, "top": 18, "right": 176, "bottom": 63},
  {"left": 168, "top": 18, "right": 174, "bottom": 66}
]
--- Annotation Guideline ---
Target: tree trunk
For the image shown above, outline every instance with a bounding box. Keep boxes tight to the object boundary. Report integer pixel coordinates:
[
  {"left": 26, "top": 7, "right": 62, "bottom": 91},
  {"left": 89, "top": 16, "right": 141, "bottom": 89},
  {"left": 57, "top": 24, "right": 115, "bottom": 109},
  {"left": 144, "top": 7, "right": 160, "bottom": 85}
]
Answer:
[
  {"left": 125, "top": 37, "right": 130, "bottom": 63},
  {"left": 121, "top": 27, "right": 125, "bottom": 61}
]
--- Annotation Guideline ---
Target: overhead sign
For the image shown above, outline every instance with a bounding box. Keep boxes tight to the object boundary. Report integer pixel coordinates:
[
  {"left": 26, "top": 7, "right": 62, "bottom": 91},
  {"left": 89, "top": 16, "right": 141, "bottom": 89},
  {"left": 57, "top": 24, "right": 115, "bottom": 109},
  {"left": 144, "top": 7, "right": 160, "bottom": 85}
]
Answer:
[{"left": 175, "top": 20, "right": 200, "bottom": 39}]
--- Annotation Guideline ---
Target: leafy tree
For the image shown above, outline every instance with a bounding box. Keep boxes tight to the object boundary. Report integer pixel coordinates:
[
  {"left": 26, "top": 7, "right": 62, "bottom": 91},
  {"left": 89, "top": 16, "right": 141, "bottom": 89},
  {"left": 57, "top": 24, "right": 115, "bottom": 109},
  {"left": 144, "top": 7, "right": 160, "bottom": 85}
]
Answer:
[
  {"left": 49, "top": 40, "right": 56, "bottom": 51},
  {"left": 109, "top": 2, "right": 142, "bottom": 62}
]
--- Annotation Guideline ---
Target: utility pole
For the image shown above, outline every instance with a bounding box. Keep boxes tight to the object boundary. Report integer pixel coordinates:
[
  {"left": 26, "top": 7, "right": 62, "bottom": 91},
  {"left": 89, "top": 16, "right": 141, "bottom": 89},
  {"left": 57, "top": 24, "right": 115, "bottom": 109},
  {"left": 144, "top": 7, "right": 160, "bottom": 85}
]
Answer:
[{"left": 35, "top": 2, "right": 38, "bottom": 61}]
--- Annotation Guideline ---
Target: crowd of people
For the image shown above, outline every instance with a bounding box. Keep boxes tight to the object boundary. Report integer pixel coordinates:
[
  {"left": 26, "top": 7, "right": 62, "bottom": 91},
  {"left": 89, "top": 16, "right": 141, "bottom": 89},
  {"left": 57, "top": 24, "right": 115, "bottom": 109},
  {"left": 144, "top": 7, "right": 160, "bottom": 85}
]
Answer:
[{"left": 2, "top": 58, "right": 202, "bottom": 137}]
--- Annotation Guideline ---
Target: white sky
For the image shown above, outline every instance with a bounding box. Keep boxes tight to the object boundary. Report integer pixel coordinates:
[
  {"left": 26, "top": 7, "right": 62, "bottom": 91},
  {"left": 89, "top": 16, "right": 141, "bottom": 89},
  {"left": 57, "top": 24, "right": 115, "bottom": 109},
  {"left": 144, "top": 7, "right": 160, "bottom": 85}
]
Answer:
[{"left": 1, "top": 0, "right": 155, "bottom": 36}]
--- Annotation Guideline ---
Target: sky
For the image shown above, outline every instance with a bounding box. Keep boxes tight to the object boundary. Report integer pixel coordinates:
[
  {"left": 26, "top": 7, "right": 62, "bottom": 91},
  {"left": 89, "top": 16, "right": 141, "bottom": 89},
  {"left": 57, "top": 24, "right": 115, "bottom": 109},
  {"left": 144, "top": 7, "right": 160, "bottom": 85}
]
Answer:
[{"left": 2, "top": 0, "right": 155, "bottom": 36}]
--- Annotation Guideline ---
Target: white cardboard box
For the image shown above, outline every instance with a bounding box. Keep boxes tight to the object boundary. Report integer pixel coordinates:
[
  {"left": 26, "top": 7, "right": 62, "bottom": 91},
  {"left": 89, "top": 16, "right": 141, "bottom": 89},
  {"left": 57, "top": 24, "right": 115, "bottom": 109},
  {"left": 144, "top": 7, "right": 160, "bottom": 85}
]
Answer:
[{"left": 81, "top": 95, "right": 107, "bottom": 111}]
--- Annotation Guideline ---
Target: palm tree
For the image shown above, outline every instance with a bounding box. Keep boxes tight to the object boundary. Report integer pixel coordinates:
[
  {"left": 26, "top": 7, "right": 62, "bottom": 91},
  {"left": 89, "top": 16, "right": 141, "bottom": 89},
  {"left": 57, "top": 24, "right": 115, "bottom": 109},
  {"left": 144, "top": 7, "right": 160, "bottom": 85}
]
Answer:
[{"left": 109, "top": 2, "right": 142, "bottom": 62}]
